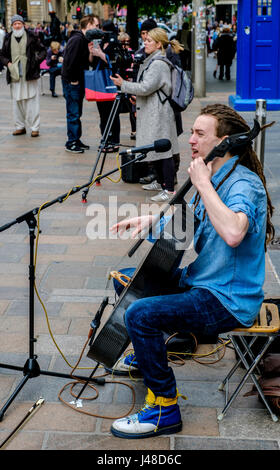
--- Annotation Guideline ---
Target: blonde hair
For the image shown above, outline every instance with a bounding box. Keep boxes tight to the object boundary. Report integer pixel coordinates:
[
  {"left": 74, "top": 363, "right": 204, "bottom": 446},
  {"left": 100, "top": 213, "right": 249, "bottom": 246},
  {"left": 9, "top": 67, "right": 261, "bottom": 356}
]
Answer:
[
  {"left": 147, "top": 27, "right": 184, "bottom": 55},
  {"left": 50, "top": 41, "right": 61, "bottom": 51},
  {"left": 118, "top": 32, "right": 130, "bottom": 42}
]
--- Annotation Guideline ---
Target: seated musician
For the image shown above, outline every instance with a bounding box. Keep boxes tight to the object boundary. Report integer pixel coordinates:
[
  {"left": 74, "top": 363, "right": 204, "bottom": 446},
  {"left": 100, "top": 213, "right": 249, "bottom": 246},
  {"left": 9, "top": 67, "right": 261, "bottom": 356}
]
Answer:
[{"left": 109, "top": 104, "right": 274, "bottom": 439}]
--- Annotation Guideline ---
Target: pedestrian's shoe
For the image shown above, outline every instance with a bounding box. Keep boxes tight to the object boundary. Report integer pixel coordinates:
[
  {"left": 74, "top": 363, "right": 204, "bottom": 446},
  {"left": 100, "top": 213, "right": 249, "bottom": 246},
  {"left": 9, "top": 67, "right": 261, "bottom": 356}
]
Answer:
[
  {"left": 111, "top": 388, "right": 184, "bottom": 439},
  {"left": 105, "top": 351, "right": 142, "bottom": 376},
  {"left": 130, "top": 131, "right": 136, "bottom": 140},
  {"left": 31, "top": 131, "right": 39, "bottom": 137},
  {"left": 150, "top": 190, "right": 175, "bottom": 202},
  {"left": 77, "top": 140, "right": 90, "bottom": 150},
  {"left": 12, "top": 128, "right": 26, "bottom": 135},
  {"left": 139, "top": 174, "right": 157, "bottom": 184},
  {"left": 51, "top": 91, "right": 58, "bottom": 97},
  {"left": 142, "top": 181, "right": 162, "bottom": 191},
  {"left": 65, "top": 143, "right": 84, "bottom": 154}
]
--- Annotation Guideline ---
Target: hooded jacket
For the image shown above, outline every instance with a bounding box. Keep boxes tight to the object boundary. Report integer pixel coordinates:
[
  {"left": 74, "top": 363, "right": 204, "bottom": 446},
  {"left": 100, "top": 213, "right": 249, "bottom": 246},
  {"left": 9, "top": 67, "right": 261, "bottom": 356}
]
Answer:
[{"left": 61, "top": 30, "right": 90, "bottom": 84}]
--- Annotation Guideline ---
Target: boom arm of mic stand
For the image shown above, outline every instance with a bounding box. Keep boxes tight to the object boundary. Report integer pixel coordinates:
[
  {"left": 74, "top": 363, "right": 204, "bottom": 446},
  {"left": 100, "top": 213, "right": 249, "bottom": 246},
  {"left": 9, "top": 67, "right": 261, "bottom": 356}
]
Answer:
[{"left": 0, "top": 152, "right": 148, "bottom": 233}]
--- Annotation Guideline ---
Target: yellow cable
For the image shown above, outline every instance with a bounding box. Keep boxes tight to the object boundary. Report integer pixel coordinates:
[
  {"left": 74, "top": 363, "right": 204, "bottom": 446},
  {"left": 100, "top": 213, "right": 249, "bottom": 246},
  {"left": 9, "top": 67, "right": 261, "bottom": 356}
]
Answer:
[{"left": 167, "top": 339, "right": 231, "bottom": 358}]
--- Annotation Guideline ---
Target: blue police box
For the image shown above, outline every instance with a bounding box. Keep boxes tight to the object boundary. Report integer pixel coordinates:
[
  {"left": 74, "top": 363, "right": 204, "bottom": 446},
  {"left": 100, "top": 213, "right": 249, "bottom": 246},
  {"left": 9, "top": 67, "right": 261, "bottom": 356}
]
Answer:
[{"left": 229, "top": 0, "right": 280, "bottom": 110}]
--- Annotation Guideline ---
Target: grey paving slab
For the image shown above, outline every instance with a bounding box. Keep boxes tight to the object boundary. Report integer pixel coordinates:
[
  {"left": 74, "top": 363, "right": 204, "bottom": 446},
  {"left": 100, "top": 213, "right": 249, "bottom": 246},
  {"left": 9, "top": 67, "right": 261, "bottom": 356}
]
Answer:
[{"left": 0, "top": 55, "right": 280, "bottom": 452}]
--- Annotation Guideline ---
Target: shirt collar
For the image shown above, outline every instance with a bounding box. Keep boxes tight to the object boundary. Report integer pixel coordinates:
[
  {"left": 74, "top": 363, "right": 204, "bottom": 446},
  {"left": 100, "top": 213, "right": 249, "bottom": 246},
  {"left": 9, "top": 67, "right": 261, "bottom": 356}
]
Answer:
[{"left": 211, "top": 155, "right": 239, "bottom": 188}]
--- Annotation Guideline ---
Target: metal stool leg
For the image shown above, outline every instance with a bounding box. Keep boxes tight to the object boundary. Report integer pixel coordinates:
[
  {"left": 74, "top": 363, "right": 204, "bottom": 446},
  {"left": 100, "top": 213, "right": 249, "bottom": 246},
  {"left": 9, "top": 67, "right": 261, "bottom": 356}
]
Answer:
[
  {"left": 218, "top": 335, "right": 278, "bottom": 422},
  {"left": 218, "top": 336, "right": 258, "bottom": 391}
]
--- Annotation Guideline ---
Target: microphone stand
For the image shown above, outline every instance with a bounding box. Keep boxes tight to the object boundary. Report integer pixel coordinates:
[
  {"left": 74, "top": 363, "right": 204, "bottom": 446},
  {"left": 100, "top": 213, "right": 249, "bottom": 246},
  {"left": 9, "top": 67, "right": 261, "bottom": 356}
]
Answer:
[{"left": 0, "top": 151, "right": 147, "bottom": 421}]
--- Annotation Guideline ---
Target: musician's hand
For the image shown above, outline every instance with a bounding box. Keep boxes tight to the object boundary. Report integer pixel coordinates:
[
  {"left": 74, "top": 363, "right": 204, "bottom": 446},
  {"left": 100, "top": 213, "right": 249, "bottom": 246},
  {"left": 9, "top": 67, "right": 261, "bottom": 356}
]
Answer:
[
  {"left": 110, "top": 215, "right": 155, "bottom": 238},
  {"left": 188, "top": 157, "right": 213, "bottom": 191}
]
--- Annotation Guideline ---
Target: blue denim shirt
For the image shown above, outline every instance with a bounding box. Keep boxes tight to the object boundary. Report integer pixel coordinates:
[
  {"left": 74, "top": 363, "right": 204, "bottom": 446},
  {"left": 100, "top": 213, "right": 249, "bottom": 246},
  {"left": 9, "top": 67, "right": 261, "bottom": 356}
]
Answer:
[{"left": 179, "top": 156, "right": 267, "bottom": 326}]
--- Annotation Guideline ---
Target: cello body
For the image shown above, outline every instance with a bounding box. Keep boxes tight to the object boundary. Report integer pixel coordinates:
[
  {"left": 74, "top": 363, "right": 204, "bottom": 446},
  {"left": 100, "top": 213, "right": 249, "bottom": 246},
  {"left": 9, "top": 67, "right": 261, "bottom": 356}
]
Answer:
[{"left": 87, "top": 209, "right": 193, "bottom": 368}]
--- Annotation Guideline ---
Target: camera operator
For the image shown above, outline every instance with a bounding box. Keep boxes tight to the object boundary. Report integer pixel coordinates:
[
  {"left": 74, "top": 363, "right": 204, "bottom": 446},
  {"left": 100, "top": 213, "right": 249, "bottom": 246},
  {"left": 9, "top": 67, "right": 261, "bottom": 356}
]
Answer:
[
  {"left": 117, "top": 32, "right": 136, "bottom": 140},
  {"left": 89, "top": 20, "right": 126, "bottom": 153}
]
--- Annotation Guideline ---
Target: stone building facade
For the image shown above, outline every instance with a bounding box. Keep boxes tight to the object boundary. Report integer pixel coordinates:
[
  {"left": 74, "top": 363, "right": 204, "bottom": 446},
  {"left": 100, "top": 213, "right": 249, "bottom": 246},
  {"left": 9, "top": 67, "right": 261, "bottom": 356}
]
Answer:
[{"left": 2, "top": 0, "right": 113, "bottom": 30}]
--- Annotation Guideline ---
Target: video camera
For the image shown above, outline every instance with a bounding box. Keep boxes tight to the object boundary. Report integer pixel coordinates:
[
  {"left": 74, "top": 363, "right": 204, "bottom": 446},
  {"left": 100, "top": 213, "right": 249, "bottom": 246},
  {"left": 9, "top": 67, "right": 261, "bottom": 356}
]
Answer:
[
  {"left": 85, "top": 28, "right": 116, "bottom": 46},
  {"left": 85, "top": 28, "right": 133, "bottom": 79}
]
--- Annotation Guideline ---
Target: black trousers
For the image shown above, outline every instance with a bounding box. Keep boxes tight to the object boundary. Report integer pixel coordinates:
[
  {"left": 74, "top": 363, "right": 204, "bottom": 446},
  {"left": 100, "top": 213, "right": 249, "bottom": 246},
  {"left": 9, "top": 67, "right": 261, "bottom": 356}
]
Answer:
[
  {"left": 154, "top": 157, "right": 175, "bottom": 192},
  {"left": 96, "top": 101, "right": 120, "bottom": 145},
  {"left": 219, "top": 64, "right": 231, "bottom": 80}
]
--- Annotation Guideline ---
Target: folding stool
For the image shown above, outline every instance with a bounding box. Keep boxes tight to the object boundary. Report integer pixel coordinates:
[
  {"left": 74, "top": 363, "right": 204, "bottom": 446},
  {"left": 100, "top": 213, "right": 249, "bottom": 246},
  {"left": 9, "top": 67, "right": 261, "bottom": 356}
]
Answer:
[{"left": 218, "top": 302, "right": 280, "bottom": 422}]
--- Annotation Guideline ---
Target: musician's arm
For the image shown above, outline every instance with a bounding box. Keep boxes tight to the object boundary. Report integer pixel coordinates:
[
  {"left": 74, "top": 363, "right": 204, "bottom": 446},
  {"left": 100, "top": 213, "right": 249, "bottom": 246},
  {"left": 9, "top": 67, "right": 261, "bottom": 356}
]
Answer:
[
  {"left": 188, "top": 157, "right": 249, "bottom": 248},
  {"left": 110, "top": 214, "right": 171, "bottom": 240},
  {"left": 198, "top": 182, "right": 249, "bottom": 247}
]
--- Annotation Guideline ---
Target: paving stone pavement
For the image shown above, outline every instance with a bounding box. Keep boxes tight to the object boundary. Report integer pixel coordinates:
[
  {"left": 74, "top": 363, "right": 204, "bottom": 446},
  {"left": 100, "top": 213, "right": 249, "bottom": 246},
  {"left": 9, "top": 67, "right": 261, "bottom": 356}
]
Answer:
[{"left": 0, "top": 56, "right": 280, "bottom": 453}]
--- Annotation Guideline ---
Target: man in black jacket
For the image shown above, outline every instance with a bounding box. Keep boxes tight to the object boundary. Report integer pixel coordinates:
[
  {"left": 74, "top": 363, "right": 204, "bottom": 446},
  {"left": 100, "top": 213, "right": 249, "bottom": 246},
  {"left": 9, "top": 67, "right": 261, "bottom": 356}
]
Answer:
[
  {"left": 0, "top": 15, "right": 46, "bottom": 137},
  {"left": 61, "top": 15, "right": 99, "bottom": 153}
]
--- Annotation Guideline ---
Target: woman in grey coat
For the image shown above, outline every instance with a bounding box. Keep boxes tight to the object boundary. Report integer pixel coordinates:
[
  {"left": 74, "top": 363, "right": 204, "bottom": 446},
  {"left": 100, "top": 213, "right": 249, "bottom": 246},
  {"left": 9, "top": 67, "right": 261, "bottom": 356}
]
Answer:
[{"left": 111, "top": 28, "right": 183, "bottom": 202}]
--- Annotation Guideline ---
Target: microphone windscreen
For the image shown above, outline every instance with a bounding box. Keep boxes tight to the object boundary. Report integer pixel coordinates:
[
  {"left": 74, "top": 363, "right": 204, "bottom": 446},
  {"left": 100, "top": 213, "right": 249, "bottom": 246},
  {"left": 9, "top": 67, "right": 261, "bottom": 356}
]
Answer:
[{"left": 154, "top": 139, "right": 172, "bottom": 153}]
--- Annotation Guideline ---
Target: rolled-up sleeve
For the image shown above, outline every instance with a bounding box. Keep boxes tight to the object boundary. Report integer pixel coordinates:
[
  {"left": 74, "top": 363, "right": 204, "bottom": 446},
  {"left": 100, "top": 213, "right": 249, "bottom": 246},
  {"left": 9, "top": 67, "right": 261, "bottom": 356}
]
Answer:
[{"left": 226, "top": 178, "right": 267, "bottom": 233}]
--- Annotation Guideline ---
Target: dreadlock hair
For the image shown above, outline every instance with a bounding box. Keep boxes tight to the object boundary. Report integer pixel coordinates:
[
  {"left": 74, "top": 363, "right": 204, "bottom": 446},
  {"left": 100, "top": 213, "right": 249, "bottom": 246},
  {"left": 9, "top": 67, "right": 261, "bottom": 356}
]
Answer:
[{"left": 194, "top": 104, "right": 274, "bottom": 250}]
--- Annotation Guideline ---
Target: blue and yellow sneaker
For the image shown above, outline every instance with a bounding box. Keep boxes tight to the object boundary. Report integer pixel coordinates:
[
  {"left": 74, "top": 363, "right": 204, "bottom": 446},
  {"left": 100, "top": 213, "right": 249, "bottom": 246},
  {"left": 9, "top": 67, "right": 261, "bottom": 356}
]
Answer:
[
  {"left": 105, "top": 351, "right": 142, "bottom": 377},
  {"left": 111, "top": 388, "right": 185, "bottom": 439}
]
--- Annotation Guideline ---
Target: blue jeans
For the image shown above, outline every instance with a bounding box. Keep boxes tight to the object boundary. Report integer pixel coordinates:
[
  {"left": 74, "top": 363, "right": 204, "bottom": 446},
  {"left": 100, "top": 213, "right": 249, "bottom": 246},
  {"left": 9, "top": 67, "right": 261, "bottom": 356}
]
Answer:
[
  {"left": 114, "top": 268, "right": 242, "bottom": 398},
  {"left": 62, "top": 79, "right": 84, "bottom": 146},
  {"left": 49, "top": 66, "right": 61, "bottom": 92}
]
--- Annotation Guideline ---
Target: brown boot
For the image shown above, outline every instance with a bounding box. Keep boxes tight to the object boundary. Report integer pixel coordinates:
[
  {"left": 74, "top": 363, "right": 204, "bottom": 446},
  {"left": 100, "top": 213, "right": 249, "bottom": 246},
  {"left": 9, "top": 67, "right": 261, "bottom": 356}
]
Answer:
[
  {"left": 31, "top": 131, "right": 39, "bottom": 137},
  {"left": 12, "top": 128, "right": 26, "bottom": 135}
]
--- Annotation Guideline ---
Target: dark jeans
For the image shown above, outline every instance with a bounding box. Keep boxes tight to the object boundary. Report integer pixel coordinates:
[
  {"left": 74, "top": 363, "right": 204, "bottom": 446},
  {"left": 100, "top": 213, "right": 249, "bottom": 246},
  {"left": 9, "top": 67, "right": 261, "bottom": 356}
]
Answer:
[
  {"left": 49, "top": 66, "right": 61, "bottom": 92},
  {"left": 114, "top": 267, "right": 242, "bottom": 398},
  {"left": 96, "top": 100, "right": 120, "bottom": 145},
  {"left": 62, "top": 79, "right": 84, "bottom": 146}
]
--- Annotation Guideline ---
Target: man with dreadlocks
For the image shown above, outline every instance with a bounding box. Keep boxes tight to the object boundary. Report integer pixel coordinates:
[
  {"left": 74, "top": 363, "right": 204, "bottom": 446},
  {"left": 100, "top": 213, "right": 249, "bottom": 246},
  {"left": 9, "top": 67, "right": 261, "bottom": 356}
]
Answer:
[{"left": 108, "top": 104, "right": 274, "bottom": 439}]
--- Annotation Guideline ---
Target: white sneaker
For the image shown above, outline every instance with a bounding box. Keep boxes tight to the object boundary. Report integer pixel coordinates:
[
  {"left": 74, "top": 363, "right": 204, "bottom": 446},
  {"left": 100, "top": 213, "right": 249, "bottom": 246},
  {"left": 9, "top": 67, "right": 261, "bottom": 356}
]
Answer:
[
  {"left": 150, "top": 190, "right": 175, "bottom": 202},
  {"left": 142, "top": 181, "right": 162, "bottom": 191},
  {"left": 111, "top": 388, "right": 183, "bottom": 439},
  {"left": 105, "top": 352, "right": 142, "bottom": 376}
]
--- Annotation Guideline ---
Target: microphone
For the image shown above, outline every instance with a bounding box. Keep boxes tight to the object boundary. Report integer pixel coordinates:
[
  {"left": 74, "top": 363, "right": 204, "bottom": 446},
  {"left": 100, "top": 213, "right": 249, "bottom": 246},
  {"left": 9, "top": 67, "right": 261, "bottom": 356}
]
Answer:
[{"left": 119, "top": 139, "right": 171, "bottom": 156}]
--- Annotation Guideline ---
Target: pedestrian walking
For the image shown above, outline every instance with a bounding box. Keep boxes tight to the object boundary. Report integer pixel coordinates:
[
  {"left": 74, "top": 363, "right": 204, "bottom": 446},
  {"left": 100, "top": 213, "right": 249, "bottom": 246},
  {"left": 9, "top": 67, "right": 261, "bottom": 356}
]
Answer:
[
  {"left": 213, "top": 26, "right": 236, "bottom": 81},
  {"left": 0, "top": 15, "right": 46, "bottom": 137}
]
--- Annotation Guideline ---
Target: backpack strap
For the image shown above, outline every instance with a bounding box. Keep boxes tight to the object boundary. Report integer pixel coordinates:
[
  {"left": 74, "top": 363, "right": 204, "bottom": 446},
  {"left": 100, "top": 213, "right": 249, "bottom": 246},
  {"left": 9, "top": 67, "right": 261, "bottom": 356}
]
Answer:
[
  {"left": 137, "top": 55, "right": 173, "bottom": 106},
  {"left": 152, "top": 56, "right": 174, "bottom": 106}
]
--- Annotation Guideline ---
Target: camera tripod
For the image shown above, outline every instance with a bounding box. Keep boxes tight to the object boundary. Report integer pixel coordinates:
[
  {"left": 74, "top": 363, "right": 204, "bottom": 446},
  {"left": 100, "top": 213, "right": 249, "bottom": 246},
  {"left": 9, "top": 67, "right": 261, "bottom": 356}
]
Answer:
[
  {"left": 81, "top": 92, "right": 136, "bottom": 203},
  {"left": 0, "top": 151, "right": 147, "bottom": 422}
]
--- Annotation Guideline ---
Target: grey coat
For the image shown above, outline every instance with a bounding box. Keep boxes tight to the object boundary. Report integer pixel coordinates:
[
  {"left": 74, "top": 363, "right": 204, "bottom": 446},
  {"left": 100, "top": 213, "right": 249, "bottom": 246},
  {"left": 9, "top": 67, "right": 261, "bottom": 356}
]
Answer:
[{"left": 121, "top": 50, "right": 179, "bottom": 162}]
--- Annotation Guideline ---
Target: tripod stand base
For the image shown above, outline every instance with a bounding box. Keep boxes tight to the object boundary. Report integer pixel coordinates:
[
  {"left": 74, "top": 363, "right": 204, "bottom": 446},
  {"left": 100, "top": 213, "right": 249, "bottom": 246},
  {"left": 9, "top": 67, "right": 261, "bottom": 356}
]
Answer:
[
  {"left": 0, "top": 356, "right": 40, "bottom": 422},
  {"left": 0, "top": 357, "right": 105, "bottom": 421}
]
